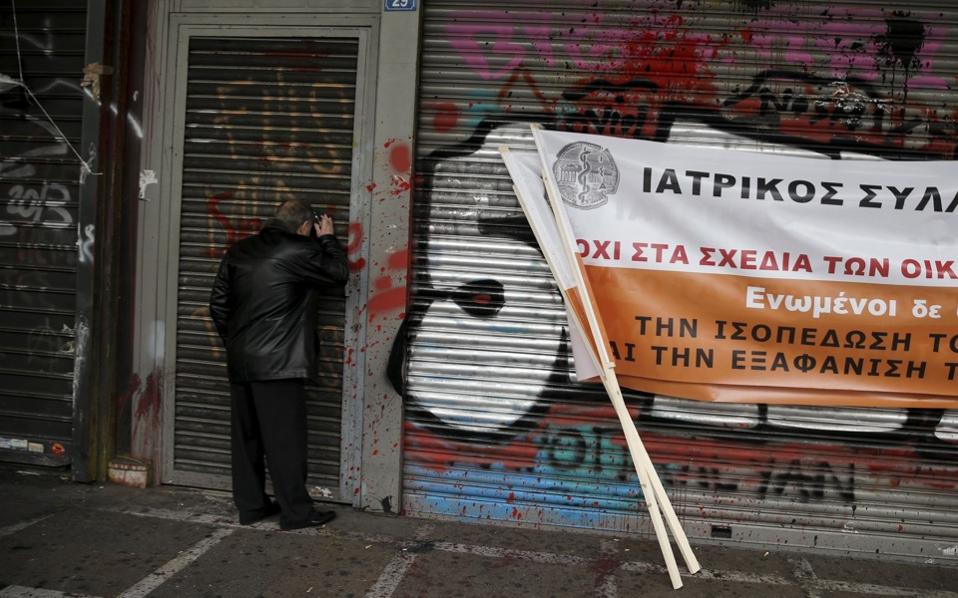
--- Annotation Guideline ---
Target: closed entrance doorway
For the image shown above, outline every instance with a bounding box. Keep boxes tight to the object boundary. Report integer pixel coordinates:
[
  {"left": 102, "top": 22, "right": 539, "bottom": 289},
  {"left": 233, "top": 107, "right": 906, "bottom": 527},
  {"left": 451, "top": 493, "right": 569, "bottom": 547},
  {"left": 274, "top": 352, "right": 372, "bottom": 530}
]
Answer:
[{"left": 157, "top": 21, "right": 374, "bottom": 501}]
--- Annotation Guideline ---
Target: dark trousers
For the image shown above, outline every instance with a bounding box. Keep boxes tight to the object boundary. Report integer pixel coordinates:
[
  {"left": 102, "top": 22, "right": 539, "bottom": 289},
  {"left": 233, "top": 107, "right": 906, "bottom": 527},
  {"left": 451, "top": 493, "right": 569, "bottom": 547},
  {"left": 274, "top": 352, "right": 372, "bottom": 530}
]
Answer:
[{"left": 230, "top": 379, "right": 313, "bottom": 526}]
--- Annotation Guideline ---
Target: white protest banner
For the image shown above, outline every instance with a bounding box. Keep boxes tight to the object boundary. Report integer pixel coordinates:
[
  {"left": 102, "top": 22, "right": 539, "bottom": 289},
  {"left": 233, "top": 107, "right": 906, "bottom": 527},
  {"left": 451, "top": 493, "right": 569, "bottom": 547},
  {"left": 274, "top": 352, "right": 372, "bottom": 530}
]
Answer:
[
  {"left": 530, "top": 129, "right": 958, "bottom": 408},
  {"left": 499, "top": 148, "right": 602, "bottom": 383}
]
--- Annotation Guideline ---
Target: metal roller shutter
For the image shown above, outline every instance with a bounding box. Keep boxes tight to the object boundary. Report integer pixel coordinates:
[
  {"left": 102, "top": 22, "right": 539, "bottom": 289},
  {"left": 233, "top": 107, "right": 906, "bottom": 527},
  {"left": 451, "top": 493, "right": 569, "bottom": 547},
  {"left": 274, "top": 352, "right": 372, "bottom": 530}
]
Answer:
[
  {"left": 172, "top": 36, "right": 358, "bottom": 493},
  {"left": 402, "top": 0, "right": 958, "bottom": 558},
  {"left": 0, "top": 0, "right": 86, "bottom": 466}
]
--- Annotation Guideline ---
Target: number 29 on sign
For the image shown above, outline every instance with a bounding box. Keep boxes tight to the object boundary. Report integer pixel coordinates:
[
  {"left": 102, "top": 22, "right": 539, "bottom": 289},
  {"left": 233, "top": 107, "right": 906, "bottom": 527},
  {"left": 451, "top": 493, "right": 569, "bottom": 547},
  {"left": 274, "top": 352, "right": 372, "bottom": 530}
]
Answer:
[{"left": 385, "top": 0, "right": 416, "bottom": 10}]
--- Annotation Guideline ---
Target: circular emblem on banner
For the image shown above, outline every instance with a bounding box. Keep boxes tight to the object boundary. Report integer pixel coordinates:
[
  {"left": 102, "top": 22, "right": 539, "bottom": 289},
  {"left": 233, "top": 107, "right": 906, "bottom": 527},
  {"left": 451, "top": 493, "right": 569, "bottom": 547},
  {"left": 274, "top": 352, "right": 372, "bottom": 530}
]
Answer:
[{"left": 552, "top": 142, "right": 619, "bottom": 209}]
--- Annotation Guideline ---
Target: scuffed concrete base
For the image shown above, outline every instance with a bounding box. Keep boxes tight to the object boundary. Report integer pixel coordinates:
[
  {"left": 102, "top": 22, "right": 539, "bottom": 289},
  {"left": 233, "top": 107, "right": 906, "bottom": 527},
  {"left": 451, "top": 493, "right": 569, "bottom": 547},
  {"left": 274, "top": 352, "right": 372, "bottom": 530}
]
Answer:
[{"left": 107, "top": 456, "right": 151, "bottom": 488}]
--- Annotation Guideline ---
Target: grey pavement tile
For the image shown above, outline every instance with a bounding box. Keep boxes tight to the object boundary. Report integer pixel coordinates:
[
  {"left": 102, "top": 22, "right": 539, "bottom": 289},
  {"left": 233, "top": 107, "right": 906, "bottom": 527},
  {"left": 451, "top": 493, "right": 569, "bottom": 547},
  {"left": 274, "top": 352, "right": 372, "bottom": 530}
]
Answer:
[
  {"left": 801, "top": 552, "right": 956, "bottom": 591},
  {"left": 149, "top": 528, "right": 396, "bottom": 598},
  {"left": 614, "top": 538, "right": 799, "bottom": 580},
  {"left": 393, "top": 549, "right": 598, "bottom": 598},
  {"left": 0, "top": 474, "right": 91, "bottom": 529},
  {"left": 615, "top": 569, "right": 806, "bottom": 598},
  {"left": 314, "top": 507, "right": 428, "bottom": 543},
  {"left": 0, "top": 508, "right": 214, "bottom": 597},
  {"left": 84, "top": 485, "right": 236, "bottom": 522},
  {"left": 412, "top": 517, "right": 610, "bottom": 559}
]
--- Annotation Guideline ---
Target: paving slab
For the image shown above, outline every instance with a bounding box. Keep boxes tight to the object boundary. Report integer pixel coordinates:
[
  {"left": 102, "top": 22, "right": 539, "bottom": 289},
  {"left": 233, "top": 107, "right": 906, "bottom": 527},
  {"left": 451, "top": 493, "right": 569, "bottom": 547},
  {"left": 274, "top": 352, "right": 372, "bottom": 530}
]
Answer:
[
  {"left": 0, "top": 475, "right": 87, "bottom": 530},
  {"left": 615, "top": 534, "right": 800, "bottom": 580},
  {"left": 412, "top": 517, "right": 611, "bottom": 560},
  {"left": 393, "top": 548, "right": 597, "bottom": 598},
  {"left": 149, "top": 528, "right": 396, "bottom": 598},
  {"left": 0, "top": 508, "right": 213, "bottom": 597},
  {"left": 801, "top": 550, "right": 956, "bottom": 591},
  {"left": 615, "top": 569, "right": 807, "bottom": 598}
]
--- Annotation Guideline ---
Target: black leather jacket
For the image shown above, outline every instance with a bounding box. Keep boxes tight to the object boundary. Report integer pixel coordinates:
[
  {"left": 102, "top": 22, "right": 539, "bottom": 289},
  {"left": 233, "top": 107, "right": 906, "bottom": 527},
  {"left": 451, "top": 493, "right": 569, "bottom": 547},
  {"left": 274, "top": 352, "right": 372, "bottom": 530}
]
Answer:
[{"left": 209, "top": 220, "right": 348, "bottom": 382}]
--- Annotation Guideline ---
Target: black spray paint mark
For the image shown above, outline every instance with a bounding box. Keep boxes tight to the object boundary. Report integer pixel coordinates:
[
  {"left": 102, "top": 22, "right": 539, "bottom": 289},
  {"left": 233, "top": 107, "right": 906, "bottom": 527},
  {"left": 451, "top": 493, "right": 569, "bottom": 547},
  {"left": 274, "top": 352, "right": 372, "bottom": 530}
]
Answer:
[{"left": 876, "top": 12, "right": 926, "bottom": 101}]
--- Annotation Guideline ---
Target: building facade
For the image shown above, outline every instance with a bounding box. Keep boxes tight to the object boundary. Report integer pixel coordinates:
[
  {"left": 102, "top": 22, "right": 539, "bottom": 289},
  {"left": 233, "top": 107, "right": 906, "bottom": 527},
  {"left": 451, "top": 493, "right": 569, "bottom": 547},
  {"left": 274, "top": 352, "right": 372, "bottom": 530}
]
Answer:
[{"left": 2, "top": 0, "right": 956, "bottom": 562}]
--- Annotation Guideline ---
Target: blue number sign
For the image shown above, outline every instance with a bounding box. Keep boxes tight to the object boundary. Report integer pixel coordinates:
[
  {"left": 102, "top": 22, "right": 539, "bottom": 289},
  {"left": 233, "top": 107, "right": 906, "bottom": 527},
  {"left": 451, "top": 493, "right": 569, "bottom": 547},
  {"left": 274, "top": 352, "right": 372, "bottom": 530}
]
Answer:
[{"left": 385, "top": 0, "right": 416, "bottom": 11}]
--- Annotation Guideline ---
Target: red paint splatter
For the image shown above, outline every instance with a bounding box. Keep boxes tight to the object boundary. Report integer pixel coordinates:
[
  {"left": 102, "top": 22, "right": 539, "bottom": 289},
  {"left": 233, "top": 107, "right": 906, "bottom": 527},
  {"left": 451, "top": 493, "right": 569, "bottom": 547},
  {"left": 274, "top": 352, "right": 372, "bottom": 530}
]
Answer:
[
  {"left": 367, "top": 247, "right": 410, "bottom": 322},
  {"left": 348, "top": 257, "right": 366, "bottom": 273},
  {"left": 403, "top": 421, "right": 538, "bottom": 472},
  {"left": 366, "top": 182, "right": 377, "bottom": 193},
  {"left": 389, "top": 143, "right": 411, "bottom": 173},
  {"left": 559, "top": 16, "right": 721, "bottom": 140},
  {"left": 118, "top": 374, "right": 142, "bottom": 409},
  {"left": 432, "top": 102, "right": 460, "bottom": 132},
  {"left": 346, "top": 221, "right": 365, "bottom": 272},
  {"left": 387, "top": 248, "right": 409, "bottom": 269},
  {"left": 511, "top": 507, "right": 523, "bottom": 520},
  {"left": 346, "top": 222, "right": 363, "bottom": 253},
  {"left": 135, "top": 370, "right": 162, "bottom": 419},
  {"left": 367, "top": 286, "right": 407, "bottom": 322},
  {"left": 383, "top": 138, "right": 396, "bottom": 148},
  {"left": 921, "top": 137, "right": 957, "bottom": 158},
  {"left": 374, "top": 275, "right": 393, "bottom": 291},
  {"left": 206, "top": 191, "right": 262, "bottom": 258},
  {"left": 777, "top": 116, "right": 842, "bottom": 144},
  {"left": 592, "top": 558, "right": 619, "bottom": 587},
  {"left": 506, "top": 492, "right": 516, "bottom": 504},
  {"left": 617, "top": 15, "right": 718, "bottom": 96},
  {"left": 728, "top": 96, "right": 762, "bottom": 116},
  {"left": 131, "top": 368, "right": 166, "bottom": 463},
  {"left": 389, "top": 175, "right": 412, "bottom": 197}
]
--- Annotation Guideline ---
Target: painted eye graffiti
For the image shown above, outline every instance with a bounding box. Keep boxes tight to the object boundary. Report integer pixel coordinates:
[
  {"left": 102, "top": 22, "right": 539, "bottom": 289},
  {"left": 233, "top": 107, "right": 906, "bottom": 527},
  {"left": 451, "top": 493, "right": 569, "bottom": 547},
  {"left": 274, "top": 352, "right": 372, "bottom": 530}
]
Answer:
[{"left": 448, "top": 280, "right": 505, "bottom": 318}]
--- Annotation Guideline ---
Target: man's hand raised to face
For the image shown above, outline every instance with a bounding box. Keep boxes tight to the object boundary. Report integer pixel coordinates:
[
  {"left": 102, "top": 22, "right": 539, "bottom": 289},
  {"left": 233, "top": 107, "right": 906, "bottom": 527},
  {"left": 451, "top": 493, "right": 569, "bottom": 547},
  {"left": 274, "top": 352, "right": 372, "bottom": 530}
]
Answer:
[{"left": 315, "top": 214, "right": 334, "bottom": 237}]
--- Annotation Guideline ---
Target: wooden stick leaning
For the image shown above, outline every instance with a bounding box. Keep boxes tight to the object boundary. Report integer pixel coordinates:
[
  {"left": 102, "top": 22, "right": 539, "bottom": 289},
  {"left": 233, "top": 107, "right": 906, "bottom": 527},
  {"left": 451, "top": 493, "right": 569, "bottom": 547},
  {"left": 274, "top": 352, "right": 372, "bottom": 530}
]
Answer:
[
  {"left": 528, "top": 133, "right": 701, "bottom": 579},
  {"left": 502, "top": 139, "right": 700, "bottom": 588},
  {"left": 534, "top": 156, "right": 681, "bottom": 591}
]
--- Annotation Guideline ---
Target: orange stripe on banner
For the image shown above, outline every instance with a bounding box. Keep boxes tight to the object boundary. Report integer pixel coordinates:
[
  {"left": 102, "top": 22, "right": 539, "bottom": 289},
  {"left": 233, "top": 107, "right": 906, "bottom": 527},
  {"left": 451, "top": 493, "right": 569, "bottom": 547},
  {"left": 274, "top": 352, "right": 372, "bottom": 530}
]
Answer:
[
  {"left": 572, "top": 253, "right": 614, "bottom": 366},
  {"left": 584, "top": 267, "right": 958, "bottom": 403}
]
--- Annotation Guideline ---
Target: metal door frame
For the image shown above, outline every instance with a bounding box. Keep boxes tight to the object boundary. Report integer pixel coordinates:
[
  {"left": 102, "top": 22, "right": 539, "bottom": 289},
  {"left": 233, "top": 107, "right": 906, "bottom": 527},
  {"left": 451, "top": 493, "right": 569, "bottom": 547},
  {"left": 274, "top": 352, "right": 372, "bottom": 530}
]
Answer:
[{"left": 153, "top": 13, "right": 378, "bottom": 502}]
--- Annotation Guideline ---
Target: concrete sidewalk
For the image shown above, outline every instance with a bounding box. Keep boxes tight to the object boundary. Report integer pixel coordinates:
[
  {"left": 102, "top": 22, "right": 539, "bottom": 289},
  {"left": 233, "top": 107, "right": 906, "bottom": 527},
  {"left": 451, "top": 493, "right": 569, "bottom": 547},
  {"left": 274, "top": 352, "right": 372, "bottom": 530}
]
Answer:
[{"left": 0, "top": 467, "right": 954, "bottom": 598}]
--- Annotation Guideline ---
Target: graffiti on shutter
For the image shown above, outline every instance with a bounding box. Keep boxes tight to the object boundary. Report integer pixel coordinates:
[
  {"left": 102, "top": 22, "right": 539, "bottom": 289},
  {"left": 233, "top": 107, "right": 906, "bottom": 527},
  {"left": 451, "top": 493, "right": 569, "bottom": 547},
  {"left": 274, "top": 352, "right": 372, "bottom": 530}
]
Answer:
[{"left": 400, "top": 1, "right": 958, "bottom": 555}]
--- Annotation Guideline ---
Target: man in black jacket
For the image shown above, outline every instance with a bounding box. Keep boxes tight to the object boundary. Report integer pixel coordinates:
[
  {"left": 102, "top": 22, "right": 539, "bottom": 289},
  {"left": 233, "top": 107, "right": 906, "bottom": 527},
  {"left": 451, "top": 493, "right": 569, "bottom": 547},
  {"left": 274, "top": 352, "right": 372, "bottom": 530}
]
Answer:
[{"left": 210, "top": 199, "right": 348, "bottom": 530}]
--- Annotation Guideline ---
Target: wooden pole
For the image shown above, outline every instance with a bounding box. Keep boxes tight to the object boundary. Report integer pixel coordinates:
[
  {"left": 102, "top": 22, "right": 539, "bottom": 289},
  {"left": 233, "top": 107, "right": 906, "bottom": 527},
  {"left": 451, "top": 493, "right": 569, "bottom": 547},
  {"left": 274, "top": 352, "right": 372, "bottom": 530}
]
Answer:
[
  {"left": 601, "top": 369, "right": 702, "bottom": 576},
  {"left": 506, "top": 136, "right": 700, "bottom": 588}
]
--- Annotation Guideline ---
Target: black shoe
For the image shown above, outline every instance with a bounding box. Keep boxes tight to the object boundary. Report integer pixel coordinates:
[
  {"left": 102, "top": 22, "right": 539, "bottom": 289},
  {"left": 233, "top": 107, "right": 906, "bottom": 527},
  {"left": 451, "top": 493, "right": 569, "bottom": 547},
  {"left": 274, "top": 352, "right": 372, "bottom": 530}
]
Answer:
[
  {"left": 238, "top": 500, "right": 281, "bottom": 525},
  {"left": 280, "top": 509, "right": 336, "bottom": 531}
]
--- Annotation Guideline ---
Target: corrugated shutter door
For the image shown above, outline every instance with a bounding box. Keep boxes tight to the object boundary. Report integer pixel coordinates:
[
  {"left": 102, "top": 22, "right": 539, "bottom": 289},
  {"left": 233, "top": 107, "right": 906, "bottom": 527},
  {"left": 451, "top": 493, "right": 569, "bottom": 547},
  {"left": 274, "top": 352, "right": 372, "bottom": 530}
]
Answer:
[
  {"left": 404, "top": 1, "right": 958, "bottom": 557},
  {"left": 0, "top": 1, "right": 86, "bottom": 466},
  {"left": 173, "top": 36, "right": 358, "bottom": 492}
]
